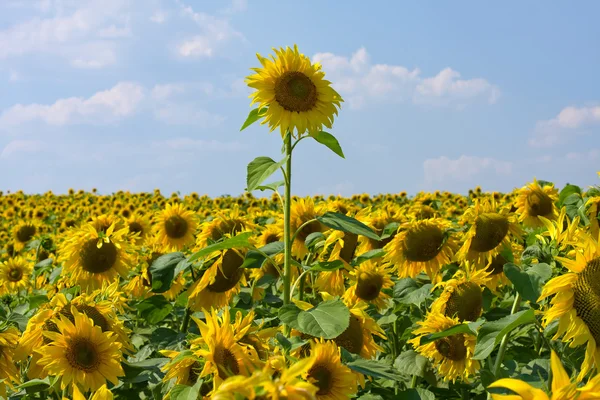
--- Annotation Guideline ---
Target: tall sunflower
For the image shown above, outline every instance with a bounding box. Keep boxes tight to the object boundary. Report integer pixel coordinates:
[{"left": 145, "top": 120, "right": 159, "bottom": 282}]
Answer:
[
  {"left": 430, "top": 263, "right": 490, "bottom": 322},
  {"left": 0, "top": 326, "right": 20, "bottom": 399},
  {"left": 514, "top": 179, "right": 559, "bottom": 228},
  {"left": 302, "top": 340, "right": 357, "bottom": 400},
  {"left": 456, "top": 199, "right": 522, "bottom": 268},
  {"left": 0, "top": 256, "right": 32, "bottom": 295},
  {"left": 383, "top": 218, "right": 457, "bottom": 281},
  {"left": 409, "top": 313, "right": 480, "bottom": 382},
  {"left": 246, "top": 44, "right": 343, "bottom": 138},
  {"left": 538, "top": 233, "right": 600, "bottom": 379},
  {"left": 60, "top": 223, "right": 132, "bottom": 291},
  {"left": 153, "top": 203, "right": 197, "bottom": 252},
  {"left": 36, "top": 307, "right": 124, "bottom": 392},
  {"left": 343, "top": 260, "right": 393, "bottom": 311}
]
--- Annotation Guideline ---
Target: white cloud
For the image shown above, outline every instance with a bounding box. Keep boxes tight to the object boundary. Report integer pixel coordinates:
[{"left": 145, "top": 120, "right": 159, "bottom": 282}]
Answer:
[
  {"left": 220, "top": 0, "right": 247, "bottom": 14},
  {"left": 0, "top": 82, "right": 145, "bottom": 127},
  {"left": 150, "top": 10, "right": 167, "bottom": 24},
  {"left": 153, "top": 138, "right": 242, "bottom": 152},
  {"left": 153, "top": 103, "right": 225, "bottom": 127},
  {"left": 8, "top": 70, "right": 20, "bottom": 82},
  {"left": 423, "top": 155, "right": 512, "bottom": 184},
  {"left": 313, "top": 47, "right": 499, "bottom": 109},
  {"left": 530, "top": 105, "right": 600, "bottom": 147},
  {"left": 0, "top": 140, "right": 43, "bottom": 159},
  {"left": 175, "top": 1, "right": 245, "bottom": 58},
  {"left": 565, "top": 148, "right": 600, "bottom": 162},
  {"left": 151, "top": 83, "right": 187, "bottom": 101}
]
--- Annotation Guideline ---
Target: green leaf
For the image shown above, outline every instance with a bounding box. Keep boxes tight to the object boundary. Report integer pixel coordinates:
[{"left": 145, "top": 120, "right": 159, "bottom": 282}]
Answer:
[
  {"left": 240, "top": 107, "right": 267, "bottom": 131},
  {"left": 256, "top": 180, "right": 285, "bottom": 192},
  {"left": 380, "top": 222, "right": 400, "bottom": 240},
  {"left": 297, "top": 299, "right": 350, "bottom": 339},
  {"left": 308, "top": 260, "right": 345, "bottom": 272},
  {"left": 34, "top": 258, "right": 53, "bottom": 269},
  {"left": 503, "top": 263, "right": 552, "bottom": 303},
  {"left": 317, "top": 212, "right": 379, "bottom": 241},
  {"left": 394, "top": 350, "right": 429, "bottom": 378},
  {"left": 246, "top": 156, "right": 288, "bottom": 192},
  {"left": 170, "top": 383, "right": 201, "bottom": 400},
  {"left": 149, "top": 252, "right": 188, "bottom": 293},
  {"left": 28, "top": 294, "right": 49, "bottom": 310},
  {"left": 419, "top": 322, "right": 480, "bottom": 345},
  {"left": 311, "top": 131, "right": 345, "bottom": 158},
  {"left": 278, "top": 304, "right": 302, "bottom": 331},
  {"left": 394, "top": 278, "right": 433, "bottom": 306},
  {"left": 16, "top": 378, "right": 50, "bottom": 391},
  {"left": 472, "top": 309, "right": 536, "bottom": 360},
  {"left": 558, "top": 184, "right": 582, "bottom": 206},
  {"left": 396, "top": 389, "right": 435, "bottom": 400},
  {"left": 188, "top": 232, "right": 253, "bottom": 262},
  {"left": 136, "top": 295, "right": 173, "bottom": 325},
  {"left": 346, "top": 358, "right": 403, "bottom": 381},
  {"left": 241, "top": 241, "right": 283, "bottom": 269},
  {"left": 351, "top": 248, "right": 385, "bottom": 266},
  {"left": 305, "top": 232, "right": 326, "bottom": 249}
]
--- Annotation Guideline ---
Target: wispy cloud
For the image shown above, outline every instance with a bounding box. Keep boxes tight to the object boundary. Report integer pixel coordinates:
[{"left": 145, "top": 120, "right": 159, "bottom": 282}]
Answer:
[
  {"left": 530, "top": 105, "right": 600, "bottom": 147},
  {"left": 423, "top": 155, "right": 512, "bottom": 184}
]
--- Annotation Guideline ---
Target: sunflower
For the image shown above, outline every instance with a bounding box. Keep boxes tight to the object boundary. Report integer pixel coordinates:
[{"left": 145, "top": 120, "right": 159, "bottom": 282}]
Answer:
[
  {"left": 487, "top": 350, "right": 599, "bottom": 400},
  {"left": 456, "top": 199, "right": 522, "bottom": 268},
  {"left": 289, "top": 197, "right": 326, "bottom": 259},
  {"left": 430, "top": 263, "right": 490, "bottom": 322},
  {"left": 36, "top": 306, "right": 124, "bottom": 392},
  {"left": 514, "top": 179, "right": 559, "bottom": 228},
  {"left": 245, "top": 44, "right": 343, "bottom": 138},
  {"left": 302, "top": 340, "right": 357, "bottom": 400},
  {"left": 232, "top": 309, "right": 277, "bottom": 361},
  {"left": 187, "top": 248, "right": 248, "bottom": 312},
  {"left": 482, "top": 242, "right": 523, "bottom": 293},
  {"left": 60, "top": 223, "right": 132, "bottom": 291},
  {"left": 383, "top": 218, "right": 457, "bottom": 281},
  {"left": 0, "top": 256, "right": 32, "bottom": 295},
  {"left": 343, "top": 260, "right": 393, "bottom": 311},
  {"left": 315, "top": 230, "right": 361, "bottom": 296},
  {"left": 196, "top": 206, "right": 254, "bottom": 248},
  {"left": 586, "top": 196, "right": 600, "bottom": 242},
  {"left": 126, "top": 213, "right": 150, "bottom": 245},
  {"left": 0, "top": 326, "right": 20, "bottom": 399},
  {"left": 192, "top": 308, "right": 254, "bottom": 390},
  {"left": 153, "top": 203, "right": 197, "bottom": 252},
  {"left": 537, "top": 207, "right": 581, "bottom": 251},
  {"left": 13, "top": 220, "right": 38, "bottom": 251},
  {"left": 409, "top": 312, "right": 480, "bottom": 382},
  {"left": 538, "top": 234, "right": 600, "bottom": 379},
  {"left": 355, "top": 206, "right": 403, "bottom": 255},
  {"left": 159, "top": 350, "right": 203, "bottom": 387}
]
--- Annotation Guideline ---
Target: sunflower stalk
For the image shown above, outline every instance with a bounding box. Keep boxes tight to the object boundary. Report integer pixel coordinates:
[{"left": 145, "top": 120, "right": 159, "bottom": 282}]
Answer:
[
  {"left": 493, "top": 292, "right": 522, "bottom": 376},
  {"left": 282, "top": 131, "right": 293, "bottom": 312}
]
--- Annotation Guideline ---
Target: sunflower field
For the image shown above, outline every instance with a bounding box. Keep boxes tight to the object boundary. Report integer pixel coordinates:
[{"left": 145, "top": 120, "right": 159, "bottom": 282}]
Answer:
[{"left": 1, "top": 45, "right": 600, "bottom": 400}]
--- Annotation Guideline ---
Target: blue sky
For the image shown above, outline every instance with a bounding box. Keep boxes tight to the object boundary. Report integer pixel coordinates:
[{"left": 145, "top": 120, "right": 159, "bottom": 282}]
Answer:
[{"left": 0, "top": 0, "right": 598, "bottom": 197}]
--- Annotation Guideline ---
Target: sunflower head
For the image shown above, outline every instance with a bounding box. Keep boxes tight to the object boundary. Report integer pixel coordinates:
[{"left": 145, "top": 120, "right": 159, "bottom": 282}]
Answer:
[
  {"left": 13, "top": 221, "right": 38, "bottom": 251},
  {"left": 303, "top": 340, "right": 358, "bottom": 399},
  {"left": 515, "top": 179, "right": 559, "bottom": 227},
  {"left": 246, "top": 45, "right": 343, "bottom": 138},
  {"left": 154, "top": 203, "right": 197, "bottom": 252},
  {"left": 0, "top": 256, "right": 32, "bottom": 295}
]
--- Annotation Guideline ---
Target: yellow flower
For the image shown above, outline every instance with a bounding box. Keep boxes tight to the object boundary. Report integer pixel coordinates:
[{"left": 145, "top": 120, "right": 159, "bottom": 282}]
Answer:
[
  {"left": 0, "top": 256, "right": 32, "bottom": 295},
  {"left": 153, "top": 203, "right": 197, "bottom": 252},
  {"left": 159, "top": 350, "right": 202, "bottom": 386},
  {"left": 488, "top": 350, "right": 587, "bottom": 400},
  {"left": 514, "top": 179, "right": 559, "bottom": 228},
  {"left": 36, "top": 306, "right": 124, "bottom": 392},
  {"left": 343, "top": 260, "right": 393, "bottom": 311},
  {"left": 60, "top": 223, "right": 132, "bottom": 292},
  {"left": 537, "top": 207, "right": 581, "bottom": 251},
  {"left": 289, "top": 197, "right": 327, "bottom": 259},
  {"left": 196, "top": 206, "right": 253, "bottom": 248},
  {"left": 383, "top": 218, "right": 457, "bottom": 281},
  {"left": 302, "top": 340, "right": 357, "bottom": 400},
  {"left": 13, "top": 220, "right": 39, "bottom": 251},
  {"left": 409, "top": 312, "right": 480, "bottom": 382},
  {"left": 538, "top": 233, "right": 600, "bottom": 379},
  {"left": 246, "top": 44, "right": 343, "bottom": 138},
  {"left": 0, "top": 326, "right": 21, "bottom": 399}
]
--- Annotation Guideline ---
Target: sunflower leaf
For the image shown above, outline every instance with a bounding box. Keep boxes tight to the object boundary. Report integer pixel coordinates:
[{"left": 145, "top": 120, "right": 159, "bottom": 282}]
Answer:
[
  {"left": 418, "top": 321, "right": 481, "bottom": 345},
  {"left": 351, "top": 248, "right": 385, "bottom": 266},
  {"left": 255, "top": 180, "right": 285, "bottom": 192},
  {"left": 136, "top": 295, "right": 173, "bottom": 325},
  {"left": 558, "top": 184, "right": 581, "bottom": 206},
  {"left": 394, "top": 350, "right": 429, "bottom": 378},
  {"left": 317, "top": 212, "right": 380, "bottom": 241},
  {"left": 308, "top": 260, "right": 345, "bottom": 272},
  {"left": 503, "top": 263, "right": 552, "bottom": 303},
  {"left": 472, "top": 309, "right": 536, "bottom": 360},
  {"left": 278, "top": 304, "right": 302, "bottom": 330},
  {"left": 149, "top": 252, "right": 187, "bottom": 293},
  {"left": 188, "top": 232, "right": 253, "bottom": 262},
  {"left": 311, "top": 131, "right": 345, "bottom": 159},
  {"left": 240, "top": 107, "right": 267, "bottom": 131},
  {"left": 296, "top": 299, "right": 350, "bottom": 339},
  {"left": 246, "top": 156, "right": 288, "bottom": 192}
]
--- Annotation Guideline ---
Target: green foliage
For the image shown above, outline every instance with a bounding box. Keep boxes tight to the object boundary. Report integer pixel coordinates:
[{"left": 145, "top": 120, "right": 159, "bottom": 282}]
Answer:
[{"left": 310, "top": 131, "right": 345, "bottom": 158}]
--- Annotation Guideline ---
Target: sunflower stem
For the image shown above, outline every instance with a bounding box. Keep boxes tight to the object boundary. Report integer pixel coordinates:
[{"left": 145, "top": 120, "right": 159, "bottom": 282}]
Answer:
[
  {"left": 283, "top": 131, "right": 293, "bottom": 334},
  {"left": 493, "top": 292, "right": 521, "bottom": 376},
  {"left": 180, "top": 307, "right": 192, "bottom": 333}
]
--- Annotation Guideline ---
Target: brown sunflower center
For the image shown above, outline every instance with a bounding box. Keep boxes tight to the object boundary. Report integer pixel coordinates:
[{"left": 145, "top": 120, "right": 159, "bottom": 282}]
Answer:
[
  {"left": 188, "top": 361, "right": 202, "bottom": 384},
  {"left": 307, "top": 363, "right": 334, "bottom": 396},
  {"left": 275, "top": 71, "right": 318, "bottom": 112},
  {"left": 469, "top": 213, "right": 509, "bottom": 253},
  {"left": 487, "top": 253, "right": 508, "bottom": 275},
  {"left": 207, "top": 250, "right": 244, "bottom": 293},
  {"left": 214, "top": 346, "right": 240, "bottom": 379},
  {"left": 76, "top": 305, "right": 110, "bottom": 332},
  {"left": 66, "top": 337, "right": 100, "bottom": 372},
  {"left": 264, "top": 233, "right": 280, "bottom": 244},
  {"left": 164, "top": 215, "right": 189, "bottom": 239},
  {"left": 296, "top": 219, "right": 323, "bottom": 243},
  {"left": 333, "top": 315, "right": 364, "bottom": 355},
  {"left": 339, "top": 233, "right": 358, "bottom": 264},
  {"left": 526, "top": 191, "right": 553, "bottom": 217},
  {"left": 403, "top": 225, "right": 445, "bottom": 262},
  {"left": 239, "top": 334, "right": 269, "bottom": 360},
  {"left": 16, "top": 225, "right": 36, "bottom": 243},
  {"left": 445, "top": 282, "right": 483, "bottom": 322},
  {"left": 434, "top": 334, "right": 467, "bottom": 361},
  {"left": 573, "top": 257, "right": 600, "bottom": 343},
  {"left": 7, "top": 267, "right": 23, "bottom": 282},
  {"left": 355, "top": 272, "right": 383, "bottom": 301},
  {"left": 128, "top": 222, "right": 144, "bottom": 235},
  {"left": 80, "top": 239, "right": 118, "bottom": 274}
]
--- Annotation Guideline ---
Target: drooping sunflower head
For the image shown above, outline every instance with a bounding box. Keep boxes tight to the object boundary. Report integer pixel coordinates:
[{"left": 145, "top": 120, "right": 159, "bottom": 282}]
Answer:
[
  {"left": 303, "top": 340, "right": 358, "bottom": 400},
  {"left": 356, "top": 206, "right": 403, "bottom": 255},
  {"left": 343, "top": 260, "right": 393, "bottom": 311},
  {"left": 126, "top": 213, "right": 151, "bottom": 245},
  {"left": 514, "top": 179, "right": 559, "bottom": 228},
  {"left": 0, "top": 256, "right": 32, "bottom": 295},
  {"left": 60, "top": 223, "right": 132, "bottom": 292},
  {"left": 196, "top": 207, "right": 253, "bottom": 248},
  {"left": 153, "top": 203, "right": 197, "bottom": 252},
  {"left": 0, "top": 326, "right": 21, "bottom": 398},
  {"left": 13, "top": 220, "right": 38, "bottom": 251},
  {"left": 246, "top": 44, "right": 343, "bottom": 138},
  {"left": 289, "top": 198, "right": 326, "bottom": 259},
  {"left": 159, "top": 350, "right": 203, "bottom": 387},
  {"left": 383, "top": 218, "right": 456, "bottom": 281},
  {"left": 409, "top": 313, "right": 480, "bottom": 382}
]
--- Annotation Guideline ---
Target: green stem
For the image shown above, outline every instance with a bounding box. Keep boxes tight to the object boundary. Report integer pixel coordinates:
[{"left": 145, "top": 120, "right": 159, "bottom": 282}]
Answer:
[
  {"left": 290, "top": 218, "right": 318, "bottom": 247},
  {"left": 180, "top": 307, "right": 192, "bottom": 333},
  {"left": 493, "top": 293, "right": 521, "bottom": 375},
  {"left": 283, "top": 131, "right": 293, "bottom": 310}
]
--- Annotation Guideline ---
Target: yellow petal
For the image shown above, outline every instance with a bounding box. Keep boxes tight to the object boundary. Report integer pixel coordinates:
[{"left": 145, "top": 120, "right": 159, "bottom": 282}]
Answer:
[
  {"left": 72, "top": 385, "right": 86, "bottom": 400},
  {"left": 550, "top": 350, "right": 570, "bottom": 393},
  {"left": 90, "top": 385, "right": 113, "bottom": 400},
  {"left": 488, "top": 379, "right": 549, "bottom": 400}
]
